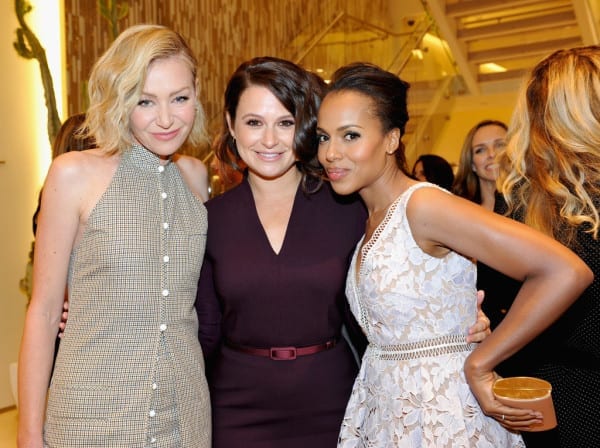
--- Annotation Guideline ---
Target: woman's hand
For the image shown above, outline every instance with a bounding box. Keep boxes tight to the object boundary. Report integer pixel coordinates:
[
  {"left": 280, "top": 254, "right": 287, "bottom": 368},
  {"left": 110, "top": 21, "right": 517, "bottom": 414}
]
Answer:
[
  {"left": 466, "top": 290, "right": 491, "bottom": 343},
  {"left": 464, "top": 353, "right": 543, "bottom": 431},
  {"left": 58, "top": 299, "right": 68, "bottom": 338}
]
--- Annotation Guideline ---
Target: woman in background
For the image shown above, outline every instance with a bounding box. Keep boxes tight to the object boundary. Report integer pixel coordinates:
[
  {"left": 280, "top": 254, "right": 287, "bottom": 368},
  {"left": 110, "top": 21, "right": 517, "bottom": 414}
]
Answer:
[
  {"left": 411, "top": 153, "right": 454, "bottom": 190},
  {"left": 453, "top": 119, "right": 507, "bottom": 211},
  {"left": 453, "top": 119, "right": 510, "bottom": 328}
]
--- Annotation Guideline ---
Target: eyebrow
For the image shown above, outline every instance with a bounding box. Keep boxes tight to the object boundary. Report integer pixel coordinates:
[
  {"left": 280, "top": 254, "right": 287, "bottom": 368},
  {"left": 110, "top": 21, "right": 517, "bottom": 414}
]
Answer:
[
  {"left": 239, "top": 113, "right": 294, "bottom": 120},
  {"left": 473, "top": 137, "right": 505, "bottom": 146},
  {"left": 140, "top": 86, "right": 192, "bottom": 98}
]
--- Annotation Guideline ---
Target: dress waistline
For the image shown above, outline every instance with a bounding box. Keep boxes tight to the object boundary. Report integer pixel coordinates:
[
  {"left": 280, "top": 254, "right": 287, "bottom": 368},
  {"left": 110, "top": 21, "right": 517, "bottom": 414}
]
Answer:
[
  {"left": 371, "top": 334, "right": 477, "bottom": 361},
  {"left": 225, "top": 337, "right": 339, "bottom": 361}
]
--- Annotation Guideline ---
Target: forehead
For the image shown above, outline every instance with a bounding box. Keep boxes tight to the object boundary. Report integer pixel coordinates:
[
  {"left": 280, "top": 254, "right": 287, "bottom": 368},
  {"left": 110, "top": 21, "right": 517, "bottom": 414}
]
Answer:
[
  {"left": 144, "top": 55, "right": 194, "bottom": 83},
  {"left": 472, "top": 124, "right": 507, "bottom": 145},
  {"left": 237, "top": 85, "right": 289, "bottom": 113},
  {"left": 319, "top": 90, "right": 377, "bottom": 122}
]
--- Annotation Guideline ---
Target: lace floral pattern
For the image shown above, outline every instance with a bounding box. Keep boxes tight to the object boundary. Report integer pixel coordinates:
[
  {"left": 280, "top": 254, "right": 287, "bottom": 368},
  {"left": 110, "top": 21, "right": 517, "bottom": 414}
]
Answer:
[{"left": 338, "top": 183, "right": 524, "bottom": 447}]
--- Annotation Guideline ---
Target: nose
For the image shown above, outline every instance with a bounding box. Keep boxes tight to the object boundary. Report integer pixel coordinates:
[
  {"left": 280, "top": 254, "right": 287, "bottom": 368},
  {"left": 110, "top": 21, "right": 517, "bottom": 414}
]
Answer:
[
  {"left": 261, "top": 126, "right": 278, "bottom": 149},
  {"left": 156, "top": 104, "right": 174, "bottom": 128},
  {"left": 323, "top": 140, "right": 341, "bottom": 162}
]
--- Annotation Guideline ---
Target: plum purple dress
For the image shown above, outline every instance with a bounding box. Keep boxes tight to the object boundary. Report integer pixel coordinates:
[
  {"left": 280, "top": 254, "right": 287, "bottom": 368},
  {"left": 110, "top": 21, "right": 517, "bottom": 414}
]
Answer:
[{"left": 196, "top": 177, "right": 367, "bottom": 448}]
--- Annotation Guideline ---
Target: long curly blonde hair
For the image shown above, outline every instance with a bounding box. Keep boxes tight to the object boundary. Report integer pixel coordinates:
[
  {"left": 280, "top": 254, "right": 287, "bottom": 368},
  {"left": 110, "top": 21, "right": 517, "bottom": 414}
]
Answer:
[{"left": 498, "top": 46, "right": 600, "bottom": 245}]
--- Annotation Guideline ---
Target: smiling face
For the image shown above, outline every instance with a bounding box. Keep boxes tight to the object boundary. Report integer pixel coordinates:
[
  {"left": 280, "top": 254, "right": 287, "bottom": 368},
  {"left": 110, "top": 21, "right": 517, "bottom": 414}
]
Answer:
[
  {"left": 129, "top": 54, "right": 196, "bottom": 160},
  {"left": 227, "top": 85, "right": 298, "bottom": 181},
  {"left": 317, "top": 90, "right": 399, "bottom": 196},
  {"left": 471, "top": 124, "right": 507, "bottom": 183}
]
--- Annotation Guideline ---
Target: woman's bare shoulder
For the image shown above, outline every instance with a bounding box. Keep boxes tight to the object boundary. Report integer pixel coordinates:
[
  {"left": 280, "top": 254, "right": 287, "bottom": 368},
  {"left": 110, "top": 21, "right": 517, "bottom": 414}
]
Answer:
[
  {"left": 45, "top": 149, "right": 120, "bottom": 199},
  {"left": 174, "top": 154, "right": 209, "bottom": 202}
]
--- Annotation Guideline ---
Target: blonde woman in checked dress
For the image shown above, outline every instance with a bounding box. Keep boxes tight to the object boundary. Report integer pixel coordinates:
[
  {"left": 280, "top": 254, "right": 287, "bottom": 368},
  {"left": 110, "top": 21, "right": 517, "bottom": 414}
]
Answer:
[{"left": 316, "top": 62, "right": 592, "bottom": 447}]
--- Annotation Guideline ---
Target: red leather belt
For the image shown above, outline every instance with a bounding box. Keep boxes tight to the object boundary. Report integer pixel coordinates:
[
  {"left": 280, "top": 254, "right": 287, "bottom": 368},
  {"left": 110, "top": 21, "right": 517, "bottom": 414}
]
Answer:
[{"left": 226, "top": 338, "right": 338, "bottom": 361}]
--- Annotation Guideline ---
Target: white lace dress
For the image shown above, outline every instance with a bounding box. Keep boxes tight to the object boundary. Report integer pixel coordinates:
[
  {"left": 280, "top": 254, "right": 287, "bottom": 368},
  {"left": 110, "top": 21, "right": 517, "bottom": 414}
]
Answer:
[{"left": 338, "top": 183, "right": 524, "bottom": 448}]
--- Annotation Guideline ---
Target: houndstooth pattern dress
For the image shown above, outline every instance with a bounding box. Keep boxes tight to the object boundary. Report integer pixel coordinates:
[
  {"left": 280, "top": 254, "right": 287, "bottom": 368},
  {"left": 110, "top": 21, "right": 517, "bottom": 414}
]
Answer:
[
  {"left": 44, "top": 144, "right": 211, "bottom": 447},
  {"left": 338, "top": 183, "right": 524, "bottom": 448}
]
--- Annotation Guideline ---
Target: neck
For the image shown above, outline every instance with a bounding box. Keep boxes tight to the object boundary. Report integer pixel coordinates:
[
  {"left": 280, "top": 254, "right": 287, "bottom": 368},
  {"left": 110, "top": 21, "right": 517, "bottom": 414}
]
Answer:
[
  {"left": 247, "top": 168, "right": 302, "bottom": 200},
  {"left": 479, "top": 178, "right": 496, "bottom": 211},
  {"left": 360, "top": 170, "right": 411, "bottom": 216}
]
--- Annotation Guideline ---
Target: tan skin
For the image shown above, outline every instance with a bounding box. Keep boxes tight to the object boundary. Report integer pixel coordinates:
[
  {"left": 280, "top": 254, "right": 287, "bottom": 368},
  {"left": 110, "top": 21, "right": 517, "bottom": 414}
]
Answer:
[
  {"left": 18, "top": 55, "right": 209, "bottom": 448},
  {"left": 317, "top": 90, "right": 593, "bottom": 431}
]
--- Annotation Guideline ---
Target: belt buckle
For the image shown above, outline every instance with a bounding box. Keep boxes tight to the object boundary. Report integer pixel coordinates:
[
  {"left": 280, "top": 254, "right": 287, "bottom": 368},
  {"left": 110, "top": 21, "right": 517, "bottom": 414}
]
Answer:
[{"left": 270, "top": 346, "right": 297, "bottom": 361}]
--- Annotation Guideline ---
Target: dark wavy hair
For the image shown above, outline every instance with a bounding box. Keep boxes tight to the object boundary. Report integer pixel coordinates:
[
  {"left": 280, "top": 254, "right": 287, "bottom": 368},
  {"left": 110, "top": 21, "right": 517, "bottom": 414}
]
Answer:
[
  {"left": 412, "top": 154, "right": 455, "bottom": 190},
  {"left": 326, "top": 62, "right": 411, "bottom": 174},
  {"left": 213, "top": 56, "right": 326, "bottom": 192}
]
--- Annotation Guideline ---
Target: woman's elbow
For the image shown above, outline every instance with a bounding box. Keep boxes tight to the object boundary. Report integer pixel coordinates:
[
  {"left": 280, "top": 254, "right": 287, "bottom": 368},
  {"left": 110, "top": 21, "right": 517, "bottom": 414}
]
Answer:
[{"left": 567, "top": 257, "right": 594, "bottom": 294}]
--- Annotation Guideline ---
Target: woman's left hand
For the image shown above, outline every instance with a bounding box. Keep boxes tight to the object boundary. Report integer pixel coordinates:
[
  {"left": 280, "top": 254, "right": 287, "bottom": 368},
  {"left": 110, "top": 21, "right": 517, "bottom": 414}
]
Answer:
[{"left": 464, "top": 358, "right": 543, "bottom": 431}]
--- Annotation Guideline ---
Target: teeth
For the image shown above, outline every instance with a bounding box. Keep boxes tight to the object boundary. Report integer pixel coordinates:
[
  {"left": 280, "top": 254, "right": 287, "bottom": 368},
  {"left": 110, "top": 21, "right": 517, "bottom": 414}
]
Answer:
[{"left": 259, "top": 152, "right": 280, "bottom": 159}]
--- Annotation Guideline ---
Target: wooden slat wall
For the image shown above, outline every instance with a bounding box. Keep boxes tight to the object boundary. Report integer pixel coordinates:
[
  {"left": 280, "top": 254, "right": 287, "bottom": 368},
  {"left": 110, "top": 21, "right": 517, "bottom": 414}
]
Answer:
[{"left": 64, "top": 0, "right": 345, "bottom": 153}]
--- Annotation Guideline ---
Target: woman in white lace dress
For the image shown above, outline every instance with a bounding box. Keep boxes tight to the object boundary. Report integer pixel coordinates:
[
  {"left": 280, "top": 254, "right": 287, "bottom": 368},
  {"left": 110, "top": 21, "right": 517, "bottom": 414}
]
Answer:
[{"left": 316, "top": 62, "right": 593, "bottom": 447}]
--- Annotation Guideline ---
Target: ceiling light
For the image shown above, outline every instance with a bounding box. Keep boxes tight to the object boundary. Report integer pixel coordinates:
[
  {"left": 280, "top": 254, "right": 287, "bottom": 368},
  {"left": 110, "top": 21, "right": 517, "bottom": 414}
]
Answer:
[
  {"left": 412, "top": 49, "right": 424, "bottom": 60},
  {"left": 479, "top": 63, "right": 507, "bottom": 74}
]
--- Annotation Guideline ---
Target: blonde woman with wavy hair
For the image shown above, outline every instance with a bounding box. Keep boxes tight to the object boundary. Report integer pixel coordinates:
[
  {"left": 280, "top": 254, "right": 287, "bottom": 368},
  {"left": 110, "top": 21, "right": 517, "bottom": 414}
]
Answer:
[
  {"left": 481, "top": 46, "right": 600, "bottom": 448},
  {"left": 18, "top": 24, "right": 210, "bottom": 447},
  {"left": 83, "top": 24, "right": 208, "bottom": 155},
  {"left": 499, "top": 47, "right": 600, "bottom": 245}
]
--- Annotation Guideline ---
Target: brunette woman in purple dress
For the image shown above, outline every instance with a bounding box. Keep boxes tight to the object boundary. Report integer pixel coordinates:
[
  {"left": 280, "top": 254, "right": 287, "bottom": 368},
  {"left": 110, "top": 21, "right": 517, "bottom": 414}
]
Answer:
[{"left": 195, "top": 57, "right": 491, "bottom": 448}]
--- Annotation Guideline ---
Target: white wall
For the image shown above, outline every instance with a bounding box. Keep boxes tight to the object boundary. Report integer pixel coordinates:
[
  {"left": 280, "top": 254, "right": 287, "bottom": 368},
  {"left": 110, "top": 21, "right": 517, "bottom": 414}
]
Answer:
[{"left": 0, "top": 0, "right": 62, "bottom": 409}]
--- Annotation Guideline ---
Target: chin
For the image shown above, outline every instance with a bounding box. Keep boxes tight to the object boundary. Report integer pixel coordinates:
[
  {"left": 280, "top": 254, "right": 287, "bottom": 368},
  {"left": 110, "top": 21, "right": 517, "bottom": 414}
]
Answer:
[{"left": 328, "top": 181, "right": 356, "bottom": 197}]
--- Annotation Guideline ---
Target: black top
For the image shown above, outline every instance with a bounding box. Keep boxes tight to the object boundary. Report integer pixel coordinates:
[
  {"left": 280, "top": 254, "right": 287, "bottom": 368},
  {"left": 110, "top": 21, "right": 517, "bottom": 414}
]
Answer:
[{"left": 478, "top": 194, "right": 600, "bottom": 447}]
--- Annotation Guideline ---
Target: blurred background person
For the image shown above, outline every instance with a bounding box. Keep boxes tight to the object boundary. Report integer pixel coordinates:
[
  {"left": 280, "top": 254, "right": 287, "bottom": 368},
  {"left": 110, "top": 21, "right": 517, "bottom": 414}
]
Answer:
[
  {"left": 411, "top": 153, "right": 455, "bottom": 190},
  {"left": 453, "top": 119, "right": 507, "bottom": 211}
]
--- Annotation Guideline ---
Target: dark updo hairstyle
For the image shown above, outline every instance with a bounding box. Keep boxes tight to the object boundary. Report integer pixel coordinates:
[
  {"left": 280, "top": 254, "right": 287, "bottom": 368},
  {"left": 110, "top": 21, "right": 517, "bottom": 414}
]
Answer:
[
  {"left": 214, "top": 56, "right": 326, "bottom": 192},
  {"left": 326, "top": 62, "right": 411, "bottom": 174}
]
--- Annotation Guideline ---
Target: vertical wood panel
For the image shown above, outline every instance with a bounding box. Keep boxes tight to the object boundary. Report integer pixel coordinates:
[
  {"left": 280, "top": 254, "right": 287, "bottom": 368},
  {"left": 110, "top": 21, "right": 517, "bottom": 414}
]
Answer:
[{"left": 64, "top": 0, "right": 345, "bottom": 158}]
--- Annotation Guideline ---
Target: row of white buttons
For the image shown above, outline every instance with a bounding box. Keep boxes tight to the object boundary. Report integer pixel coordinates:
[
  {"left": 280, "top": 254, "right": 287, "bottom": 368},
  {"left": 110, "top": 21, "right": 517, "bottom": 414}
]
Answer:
[{"left": 149, "top": 163, "right": 168, "bottom": 446}]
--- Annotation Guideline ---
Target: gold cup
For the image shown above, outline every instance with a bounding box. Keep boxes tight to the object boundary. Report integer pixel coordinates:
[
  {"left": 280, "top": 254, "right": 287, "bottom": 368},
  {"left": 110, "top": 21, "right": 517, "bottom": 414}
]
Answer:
[{"left": 492, "top": 376, "right": 557, "bottom": 432}]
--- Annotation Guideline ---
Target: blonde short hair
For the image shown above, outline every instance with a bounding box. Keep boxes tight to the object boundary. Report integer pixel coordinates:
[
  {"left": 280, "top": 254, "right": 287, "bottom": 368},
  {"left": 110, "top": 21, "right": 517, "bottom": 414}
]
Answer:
[{"left": 84, "top": 24, "right": 207, "bottom": 154}]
